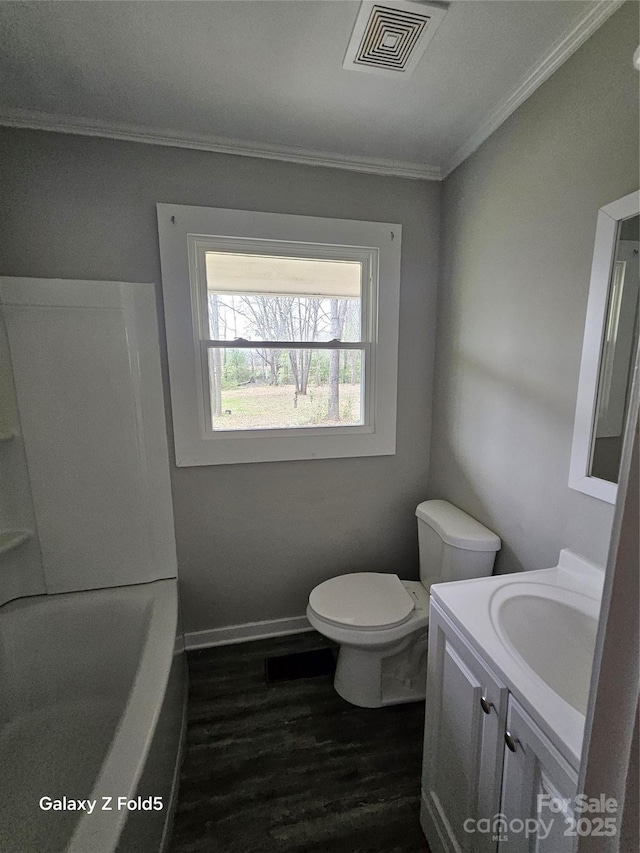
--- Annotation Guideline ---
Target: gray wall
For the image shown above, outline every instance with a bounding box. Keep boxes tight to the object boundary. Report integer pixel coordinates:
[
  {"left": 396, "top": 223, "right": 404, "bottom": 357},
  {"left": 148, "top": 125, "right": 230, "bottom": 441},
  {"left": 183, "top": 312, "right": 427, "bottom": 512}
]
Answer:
[
  {"left": 428, "top": 2, "right": 639, "bottom": 575},
  {"left": 0, "top": 131, "right": 440, "bottom": 633}
]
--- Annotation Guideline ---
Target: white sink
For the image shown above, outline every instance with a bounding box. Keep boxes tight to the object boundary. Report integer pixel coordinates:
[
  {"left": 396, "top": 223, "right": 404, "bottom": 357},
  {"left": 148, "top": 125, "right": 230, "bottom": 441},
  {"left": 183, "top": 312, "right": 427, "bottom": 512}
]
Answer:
[
  {"left": 491, "top": 584, "right": 599, "bottom": 714},
  {"left": 430, "top": 550, "right": 604, "bottom": 765}
]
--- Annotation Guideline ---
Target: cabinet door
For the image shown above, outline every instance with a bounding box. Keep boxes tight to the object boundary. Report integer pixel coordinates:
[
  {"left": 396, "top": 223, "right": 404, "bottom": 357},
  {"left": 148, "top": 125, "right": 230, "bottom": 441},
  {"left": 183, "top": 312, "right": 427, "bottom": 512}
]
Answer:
[
  {"left": 497, "top": 697, "right": 578, "bottom": 853},
  {"left": 421, "top": 602, "right": 508, "bottom": 853}
]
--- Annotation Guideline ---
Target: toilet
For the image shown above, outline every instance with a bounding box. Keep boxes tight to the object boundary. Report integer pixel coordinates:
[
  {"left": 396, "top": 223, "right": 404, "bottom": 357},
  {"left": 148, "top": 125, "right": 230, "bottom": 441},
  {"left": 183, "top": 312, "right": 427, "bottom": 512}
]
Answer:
[{"left": 306, "top": 500, "right": 501, "bottom": 708}]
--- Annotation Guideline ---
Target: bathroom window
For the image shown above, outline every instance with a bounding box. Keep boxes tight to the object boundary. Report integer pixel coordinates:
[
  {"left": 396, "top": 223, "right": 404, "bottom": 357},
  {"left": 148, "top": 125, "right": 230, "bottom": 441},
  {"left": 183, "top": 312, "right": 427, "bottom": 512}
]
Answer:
[{"left": 157, "top": 204, "right": 401, "bottom": 466}]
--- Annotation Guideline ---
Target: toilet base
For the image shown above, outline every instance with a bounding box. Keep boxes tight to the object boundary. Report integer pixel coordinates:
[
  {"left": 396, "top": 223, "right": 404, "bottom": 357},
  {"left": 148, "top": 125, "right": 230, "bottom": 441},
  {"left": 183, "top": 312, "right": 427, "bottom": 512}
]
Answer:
[{"left": 333, "top": 632, "right": 428, "bottom": 708}]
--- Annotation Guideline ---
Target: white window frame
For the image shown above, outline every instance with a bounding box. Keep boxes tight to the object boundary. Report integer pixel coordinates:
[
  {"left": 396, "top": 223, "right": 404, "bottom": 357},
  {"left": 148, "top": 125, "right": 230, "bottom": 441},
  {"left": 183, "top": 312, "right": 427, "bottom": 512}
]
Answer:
[{"left": 157, "top": 203, "right": 401, "bottom": 466}]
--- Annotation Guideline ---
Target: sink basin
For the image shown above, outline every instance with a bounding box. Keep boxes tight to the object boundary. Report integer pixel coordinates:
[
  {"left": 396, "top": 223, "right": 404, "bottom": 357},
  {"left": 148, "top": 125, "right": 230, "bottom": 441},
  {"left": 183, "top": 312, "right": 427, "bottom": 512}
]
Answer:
[{"left": 491, "top": 584, "right": 599, "bottom": 714}]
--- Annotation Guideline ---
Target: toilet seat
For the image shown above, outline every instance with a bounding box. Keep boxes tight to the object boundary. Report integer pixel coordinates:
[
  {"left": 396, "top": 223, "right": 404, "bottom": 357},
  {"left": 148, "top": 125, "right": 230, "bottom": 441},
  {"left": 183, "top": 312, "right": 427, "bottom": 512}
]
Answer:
[{"left": 308, "top": 572, "right": 415, "bottom": 630}]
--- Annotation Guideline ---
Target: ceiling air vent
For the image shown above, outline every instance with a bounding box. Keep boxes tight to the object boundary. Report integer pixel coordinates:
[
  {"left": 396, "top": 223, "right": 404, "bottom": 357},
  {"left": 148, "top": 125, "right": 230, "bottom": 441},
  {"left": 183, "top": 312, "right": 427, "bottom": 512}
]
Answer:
[{"left": 343, "top": 1, "right": 448, "bottom": 78}]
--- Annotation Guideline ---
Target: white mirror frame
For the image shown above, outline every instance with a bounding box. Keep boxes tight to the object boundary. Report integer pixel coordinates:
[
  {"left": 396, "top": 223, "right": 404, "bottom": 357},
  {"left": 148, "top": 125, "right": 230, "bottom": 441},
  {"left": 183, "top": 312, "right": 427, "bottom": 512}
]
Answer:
[{"left": 569, "top": 190, "right": 640, "bottom": 503}]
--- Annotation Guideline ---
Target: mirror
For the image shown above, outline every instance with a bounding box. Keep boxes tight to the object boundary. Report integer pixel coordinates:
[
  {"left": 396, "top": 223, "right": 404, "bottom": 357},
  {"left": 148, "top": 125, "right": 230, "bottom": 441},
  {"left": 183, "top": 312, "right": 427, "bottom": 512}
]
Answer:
[
  {"left": 591, "top": 214, "right": 639, "bottom": 482},
  {"left": 569, "top": 190, "right": 640, "bottom": 503}
]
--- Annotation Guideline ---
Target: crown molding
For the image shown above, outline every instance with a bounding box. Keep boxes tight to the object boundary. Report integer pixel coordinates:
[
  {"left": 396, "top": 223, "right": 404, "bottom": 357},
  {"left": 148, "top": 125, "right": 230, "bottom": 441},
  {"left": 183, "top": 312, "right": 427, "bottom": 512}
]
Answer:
[
  {"left": 0, "top": 107, "right": 442, "bottom": 182},
  {"left": 442, "top": 0, "right": 626, "bottom": 178}
]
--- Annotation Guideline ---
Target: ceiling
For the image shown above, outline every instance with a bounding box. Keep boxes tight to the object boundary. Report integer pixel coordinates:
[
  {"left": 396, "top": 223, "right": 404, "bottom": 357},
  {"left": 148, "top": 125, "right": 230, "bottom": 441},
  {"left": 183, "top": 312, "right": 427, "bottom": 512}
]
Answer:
[{"left": 0, "top": 1, "right": 622, "bottom": 179}]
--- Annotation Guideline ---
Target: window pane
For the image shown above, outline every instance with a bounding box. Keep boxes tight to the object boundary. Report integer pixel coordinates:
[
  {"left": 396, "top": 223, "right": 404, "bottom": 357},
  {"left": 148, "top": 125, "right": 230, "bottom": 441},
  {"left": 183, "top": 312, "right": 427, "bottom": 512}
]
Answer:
[
  {"left": 207, "top": 347, "right": 364, "bottom": 430},
  {"left": 205, "top": 252, "right": 362, "bottom": 342}
]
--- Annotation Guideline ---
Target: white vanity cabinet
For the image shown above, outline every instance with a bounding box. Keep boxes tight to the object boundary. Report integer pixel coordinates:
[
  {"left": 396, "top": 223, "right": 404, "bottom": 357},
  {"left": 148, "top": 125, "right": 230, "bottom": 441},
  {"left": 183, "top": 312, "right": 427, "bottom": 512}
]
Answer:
[
  {"left": 421, "top": 601, "right": 579, "bottom": 853},
  {"left": 421, "top": 601, "right": 509, "bottom": 853},
  {"left": 498, "top": 696, "right": 577, "bottom": 853}
]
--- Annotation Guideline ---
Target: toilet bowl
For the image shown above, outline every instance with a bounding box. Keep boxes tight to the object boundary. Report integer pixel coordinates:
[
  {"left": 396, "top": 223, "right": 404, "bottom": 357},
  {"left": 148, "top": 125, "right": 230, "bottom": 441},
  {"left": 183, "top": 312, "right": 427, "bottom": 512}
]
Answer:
[
  {"left": 307, "top": 501, "right": 501, "bottom": 708},
  {"left": 307, "top": 573, "right": 430, "bottom": 707}
]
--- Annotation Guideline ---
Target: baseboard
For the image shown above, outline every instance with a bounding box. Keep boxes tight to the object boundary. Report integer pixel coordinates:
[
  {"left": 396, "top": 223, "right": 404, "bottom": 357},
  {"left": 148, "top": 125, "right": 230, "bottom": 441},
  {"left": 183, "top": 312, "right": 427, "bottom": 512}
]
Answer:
[{"left": 184, "top": 614, "right": 313, "bottom": 650}]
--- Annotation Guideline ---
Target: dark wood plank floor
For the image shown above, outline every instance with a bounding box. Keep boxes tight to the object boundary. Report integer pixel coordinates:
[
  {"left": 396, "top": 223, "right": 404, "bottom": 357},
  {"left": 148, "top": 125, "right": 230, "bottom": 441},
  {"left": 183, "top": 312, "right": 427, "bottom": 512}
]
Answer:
[{"left": 169, "top": 631, "right": 430, "bottom": 853}]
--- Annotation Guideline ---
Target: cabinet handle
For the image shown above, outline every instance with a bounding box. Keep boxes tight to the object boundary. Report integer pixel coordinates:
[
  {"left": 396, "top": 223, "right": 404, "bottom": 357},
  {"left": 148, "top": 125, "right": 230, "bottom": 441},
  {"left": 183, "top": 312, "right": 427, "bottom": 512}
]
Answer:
[
  {"left": 505, "top": 731, "right": 520, "bottom": 752},
  {"left": 480, "top": 696, "right": 493, "bottom": 715}
]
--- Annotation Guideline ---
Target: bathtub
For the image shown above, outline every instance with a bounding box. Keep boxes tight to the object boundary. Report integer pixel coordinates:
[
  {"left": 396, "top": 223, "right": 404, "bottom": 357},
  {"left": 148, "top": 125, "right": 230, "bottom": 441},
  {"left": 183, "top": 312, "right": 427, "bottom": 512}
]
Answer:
[{"left": 0, "top": 579, "right": 186, "bottom": 853}]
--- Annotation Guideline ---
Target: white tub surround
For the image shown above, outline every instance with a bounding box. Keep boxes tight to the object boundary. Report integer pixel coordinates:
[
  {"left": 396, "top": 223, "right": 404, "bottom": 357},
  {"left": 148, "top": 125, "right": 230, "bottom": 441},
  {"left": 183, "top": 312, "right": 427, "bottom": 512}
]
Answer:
[
  {"left": 0, "top": 579, "right": 186, "bottom": 853},
  {"left": 0, "top": 277, "right": 177, "bottom": 596},
  {"left": 430, "top": 549, "right": 604, "bottom": 766},
  {"left": 0, "top": 315, "right": 45, "bottom": 608},
  {"left": 0, "top": 278, "right": 184, "bottom": 853}
]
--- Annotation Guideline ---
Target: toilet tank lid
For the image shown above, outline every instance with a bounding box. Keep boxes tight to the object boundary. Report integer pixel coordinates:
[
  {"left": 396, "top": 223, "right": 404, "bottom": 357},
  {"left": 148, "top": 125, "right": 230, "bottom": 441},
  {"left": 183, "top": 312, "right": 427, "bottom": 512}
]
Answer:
[{"left": 415, "top": 500, "right": 501, "bottom": 552}]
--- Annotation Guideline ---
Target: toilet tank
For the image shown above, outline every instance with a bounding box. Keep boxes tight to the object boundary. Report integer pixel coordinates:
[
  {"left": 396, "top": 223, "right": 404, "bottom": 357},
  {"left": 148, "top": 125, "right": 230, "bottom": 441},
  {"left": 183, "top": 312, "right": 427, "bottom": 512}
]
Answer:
[{"left": 415, "top": 500, "right": 500, "bottom": 593}]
